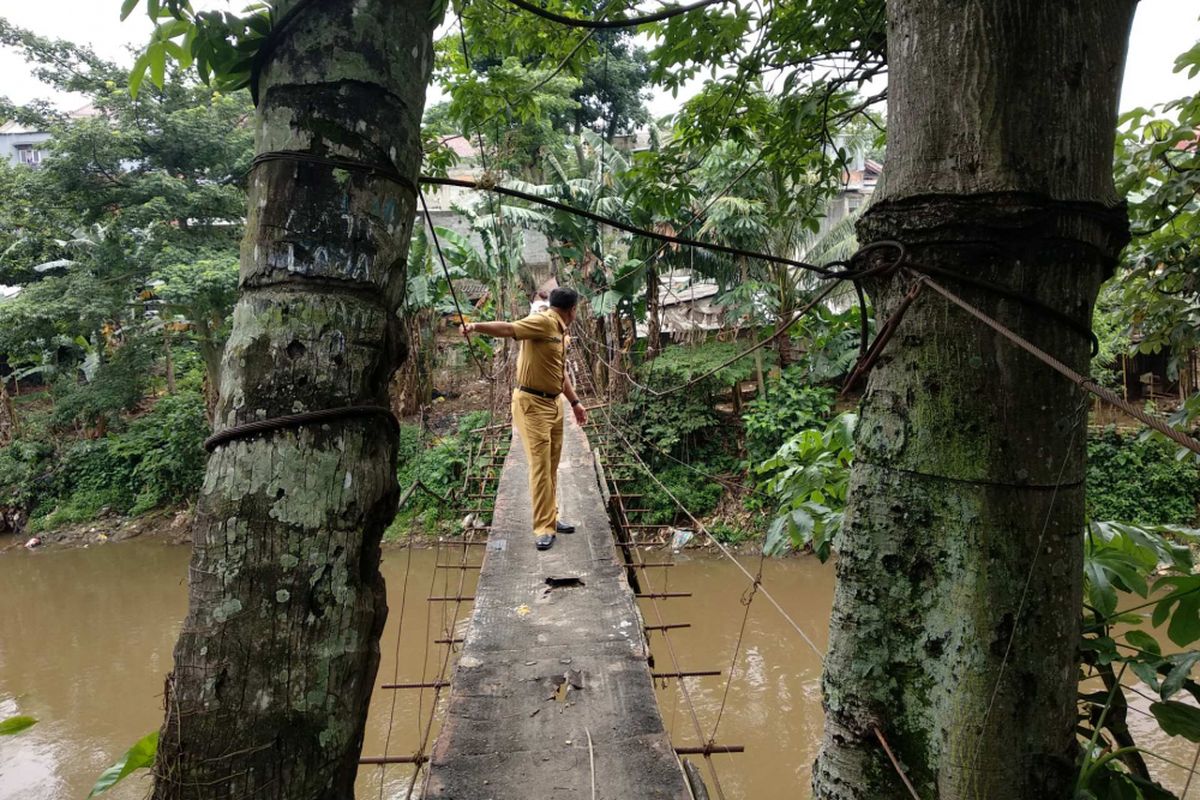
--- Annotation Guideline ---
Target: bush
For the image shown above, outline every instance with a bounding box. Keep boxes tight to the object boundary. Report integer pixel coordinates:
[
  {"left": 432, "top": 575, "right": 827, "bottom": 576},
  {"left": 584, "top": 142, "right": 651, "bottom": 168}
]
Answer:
[
  {"left": 114, "top": 389, "right": 209, "bottom": 514},
  {"left": 625, "top": 342, "right": 752, "bottom": 458},
  {"left": 630, "top": 464, "right": 727, "bottom": 525},
  {"left": 50, "top": 342, "right": 154, "bottom": 431},
  {"left": 0, "top": 439, "right": 54, "bottom": 509},
  {"left": 42, "top": 438, "right": 137, "bottom": 524},
  {"left": 390, "top": 411, "right": 491, "bottom": 536},
  {"left": 0, "top": 381, "right": 209, "bottom": 529},
  {"left": 742, "top": 368, "right": 835, "bottom": 464},
  {"left": 757, "top": 412, "right": 856, "bottom": 560},
  {"left": 1087, "top": 426, "right": 1200, "bottom": 525}
]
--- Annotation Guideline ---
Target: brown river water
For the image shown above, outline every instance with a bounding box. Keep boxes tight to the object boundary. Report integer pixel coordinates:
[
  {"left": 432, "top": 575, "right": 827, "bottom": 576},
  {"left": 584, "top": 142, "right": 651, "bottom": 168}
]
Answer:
[{"left": 0, "top": 536, "right": 1196, "bottom": 799}]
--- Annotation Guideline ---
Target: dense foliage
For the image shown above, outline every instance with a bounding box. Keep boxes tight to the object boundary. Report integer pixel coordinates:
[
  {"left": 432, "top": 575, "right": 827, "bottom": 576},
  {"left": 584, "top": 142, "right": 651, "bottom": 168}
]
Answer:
[
  {"left": 0, "top": 373, "right": 208, "bottom": 530},
  {"left": 1087, "top": 427, "right": 1200, "bottom": 525},
  {"left": 743, "top": 369, "right": 835, "bottom": 464},
  {"left": 387, "top": 411, "right": 492, "bottom": 537}
]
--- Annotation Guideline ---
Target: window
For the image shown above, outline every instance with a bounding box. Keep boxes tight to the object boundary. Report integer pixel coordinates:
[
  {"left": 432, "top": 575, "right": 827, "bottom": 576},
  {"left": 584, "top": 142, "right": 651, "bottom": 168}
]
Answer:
[{"left": 14, "top": 144, "right": 42, "bottom": 166}]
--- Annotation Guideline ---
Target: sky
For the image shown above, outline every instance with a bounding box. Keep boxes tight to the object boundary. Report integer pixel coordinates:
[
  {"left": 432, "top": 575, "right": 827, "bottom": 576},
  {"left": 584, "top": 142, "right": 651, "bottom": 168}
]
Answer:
[{"left": 0, "top": 0, "right": 1196, "bottom": 120}]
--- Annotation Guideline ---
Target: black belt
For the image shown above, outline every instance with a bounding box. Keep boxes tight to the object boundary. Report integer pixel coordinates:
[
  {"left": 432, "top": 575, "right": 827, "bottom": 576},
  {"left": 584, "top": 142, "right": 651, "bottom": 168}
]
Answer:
[{"left": 518, "top": 385, "right": 560, "bottom": 400}]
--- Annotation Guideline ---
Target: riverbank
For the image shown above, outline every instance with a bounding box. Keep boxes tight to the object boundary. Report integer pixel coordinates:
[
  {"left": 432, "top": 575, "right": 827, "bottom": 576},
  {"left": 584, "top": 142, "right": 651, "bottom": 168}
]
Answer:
[
  {"left": 1, "top": 507, "right": 193, "bottom": 551},
  {"left": 6, "top": 505, "right": 772, "bottom": 558}
]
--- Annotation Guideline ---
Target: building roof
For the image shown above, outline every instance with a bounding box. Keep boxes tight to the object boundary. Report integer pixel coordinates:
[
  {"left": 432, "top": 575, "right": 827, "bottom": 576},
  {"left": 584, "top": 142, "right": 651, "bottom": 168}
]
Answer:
[
  {"left": 442, "top": 135, "right": 479, "bottom": 159},
  {"left": 660, "top": 281, "right": 720, "bottom": 308},
  {"left": 0, "top": 120, "right": 44, "bottom": 135},
  {"left": 0, "top": 102, "right": 98, "bottom": 135}
]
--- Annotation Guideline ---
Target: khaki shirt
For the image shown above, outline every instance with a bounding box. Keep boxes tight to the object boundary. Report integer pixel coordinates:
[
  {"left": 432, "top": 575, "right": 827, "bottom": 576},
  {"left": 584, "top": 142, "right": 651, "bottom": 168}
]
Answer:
[{"left": 512, "top": 309, "right": 567, "bottom": 395}]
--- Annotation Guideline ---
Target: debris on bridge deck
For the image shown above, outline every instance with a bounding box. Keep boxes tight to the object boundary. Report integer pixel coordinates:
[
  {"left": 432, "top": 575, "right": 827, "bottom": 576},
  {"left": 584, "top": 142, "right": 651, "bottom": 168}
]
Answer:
[{"left": 424, "top": 403, "right": 692, "bottom": 800}]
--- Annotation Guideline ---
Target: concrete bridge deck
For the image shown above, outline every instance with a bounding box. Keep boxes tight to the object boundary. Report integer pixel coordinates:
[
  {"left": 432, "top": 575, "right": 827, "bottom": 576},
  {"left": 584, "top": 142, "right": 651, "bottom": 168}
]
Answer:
[{"left": 423, "top": 405, "right": 692, "bottom": 800}]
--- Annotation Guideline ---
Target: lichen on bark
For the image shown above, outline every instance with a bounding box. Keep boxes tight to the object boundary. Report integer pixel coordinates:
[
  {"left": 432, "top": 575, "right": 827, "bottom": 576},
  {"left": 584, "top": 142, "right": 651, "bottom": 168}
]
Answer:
[
  {"left": 813, "top": 2, "right": 1137, "bottom": 798},
  {"left": 152, "top": 1, "right": 436, "bottom": 798}
]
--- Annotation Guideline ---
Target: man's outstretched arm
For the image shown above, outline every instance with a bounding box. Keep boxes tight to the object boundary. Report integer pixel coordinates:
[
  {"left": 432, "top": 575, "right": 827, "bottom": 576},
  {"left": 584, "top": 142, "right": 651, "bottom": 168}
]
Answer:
[{"left": 462, "top": 321, "right": 516, "bottom": 338}]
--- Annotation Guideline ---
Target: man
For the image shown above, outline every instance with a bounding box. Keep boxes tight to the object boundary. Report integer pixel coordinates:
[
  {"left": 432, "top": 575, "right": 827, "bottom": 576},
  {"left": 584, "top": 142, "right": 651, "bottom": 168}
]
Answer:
[{"left": 462, "top": 287, "right": 588, "bottom": 550}]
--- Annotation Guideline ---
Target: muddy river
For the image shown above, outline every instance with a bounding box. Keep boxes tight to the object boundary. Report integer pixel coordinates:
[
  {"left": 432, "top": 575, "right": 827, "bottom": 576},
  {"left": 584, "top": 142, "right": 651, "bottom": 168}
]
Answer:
[{"left": 0, "top": 537, "right": 1196, "bottom": 798}]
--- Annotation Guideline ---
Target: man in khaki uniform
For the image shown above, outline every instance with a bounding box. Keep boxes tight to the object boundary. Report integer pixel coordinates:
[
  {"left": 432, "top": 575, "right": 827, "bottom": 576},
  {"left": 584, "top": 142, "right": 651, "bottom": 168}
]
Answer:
[{"left": 462, "top": 288, "right": 588, "bottom": 550}]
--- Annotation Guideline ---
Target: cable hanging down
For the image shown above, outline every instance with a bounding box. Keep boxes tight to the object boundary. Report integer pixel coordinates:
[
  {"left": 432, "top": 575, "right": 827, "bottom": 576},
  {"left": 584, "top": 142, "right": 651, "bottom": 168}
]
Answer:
[{"left": 502, "top": 0, "right": 727, "bottom": 29}]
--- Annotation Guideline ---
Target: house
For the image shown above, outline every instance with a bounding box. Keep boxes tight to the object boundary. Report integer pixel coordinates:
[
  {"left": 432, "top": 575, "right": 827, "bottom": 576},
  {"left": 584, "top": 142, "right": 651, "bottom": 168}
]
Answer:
[
  {"left": 1118, "top": 337, "right": 1199, "bottom": 406},
  {"left": 423, "top": 135, "right": 483, "bottom": 211},
  {"left": 633, "top": 271, "right": 725, "bottom": 344},
  {"left": 0, "top": 121, "right": 52, "bottom": 168},
  {"left": 419, "top": 208, "right": 553, "bottom": 289},
  {"left": 818, "top": 152, "right": 882, "bottom": 238},
  {"left": 0, "top": 103, "right": 96, "bottom": 168}
]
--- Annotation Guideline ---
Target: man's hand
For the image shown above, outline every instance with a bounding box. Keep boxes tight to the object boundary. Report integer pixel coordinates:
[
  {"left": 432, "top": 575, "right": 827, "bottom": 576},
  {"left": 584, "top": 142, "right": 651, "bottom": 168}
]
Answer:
[
  {"left": 572, "top": 403, "right": 588, "bottom": 425},
  {"left": 460, "top": 322, "right": 475, "bottom": 337}
]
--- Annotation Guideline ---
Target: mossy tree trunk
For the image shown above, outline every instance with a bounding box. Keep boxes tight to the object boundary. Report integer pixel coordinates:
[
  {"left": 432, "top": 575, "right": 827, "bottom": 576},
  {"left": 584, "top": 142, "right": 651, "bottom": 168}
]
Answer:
[
  {"left": 645, "top": 263, "right": 661, "bottom": 360},
  {"left": 0, "top": 376, "right": 13, "bottom": 446},
  {"left": 813, "top": 2, "right": 1135, "bottom": 798},
  {"left": 152, "top": 1, "right": 434, "bottom": 797}
]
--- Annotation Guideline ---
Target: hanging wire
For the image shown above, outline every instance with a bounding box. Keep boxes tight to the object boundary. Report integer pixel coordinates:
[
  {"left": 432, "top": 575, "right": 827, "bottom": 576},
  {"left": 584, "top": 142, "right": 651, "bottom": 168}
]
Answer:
[
  {"left": 968, "top": 395, "right": 1089, "bottom": 771},
  {"left": 419, "top": 189, "right": 493, "bottom": 380},
  {"left": 580, "top": 354, "right": 929, "bottom": 797},
  {"left": 377, "top": 409, "right": 427, "bottom": 800},
  {"left": 591, "top": 399, "right": 732, "bottom": 798},
  {"left": 503, "top": 0, "right": 728, "bottom": 29}
]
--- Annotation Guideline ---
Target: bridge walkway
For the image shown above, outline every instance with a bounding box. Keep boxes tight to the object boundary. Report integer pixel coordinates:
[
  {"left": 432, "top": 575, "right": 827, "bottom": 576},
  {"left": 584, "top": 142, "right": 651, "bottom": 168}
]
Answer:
[{"left": 422, "top": 404, "right": 693, "bottom": 800}]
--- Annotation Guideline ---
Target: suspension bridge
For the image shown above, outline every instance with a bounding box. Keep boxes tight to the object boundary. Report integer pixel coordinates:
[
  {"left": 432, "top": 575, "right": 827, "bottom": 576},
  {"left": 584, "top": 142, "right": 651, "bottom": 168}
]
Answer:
[{"left": 356, "top": 348, "right": 808, "bottom": 800}]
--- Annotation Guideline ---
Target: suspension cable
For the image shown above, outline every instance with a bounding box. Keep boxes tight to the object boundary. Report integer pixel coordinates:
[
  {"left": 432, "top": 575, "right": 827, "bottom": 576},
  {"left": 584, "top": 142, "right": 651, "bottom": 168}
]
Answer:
[
  {"left": 586, "top": 389, "right": 922, "bottom": 799},
  {"left": 503, "top": 0, "right": 728, "bottom": 29},
  {"left": 418, "top": 189, "right": 493, "bottom": 381}
]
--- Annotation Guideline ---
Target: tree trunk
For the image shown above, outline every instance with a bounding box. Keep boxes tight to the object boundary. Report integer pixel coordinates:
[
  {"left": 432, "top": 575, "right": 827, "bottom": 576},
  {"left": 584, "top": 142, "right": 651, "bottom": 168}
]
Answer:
[
  {"left": 152, "top": 2, "right": 433, "bottom": 797},
  {"left": 593, "top": 313, "right": 609, "bottom": 391},
  {"left": 391, "top": 311, "right": 433, "bottom": 417},
  {"left": 196, "top": 319, "right": 223, "bottom": 423},
  {"left": 645, "top": 263, "right": 661, "bottom": 360},
  {"left": 753, "top": 338, "right": 766, "bottom": 398},
  {"left": 813, "top": 3, "right": 1135, "bottom": 799},
  {"left": 0, "top": 377, "right": 13, "bottom": 446},
  {"left": 163, "top": 326, "right": 176, "bottom": 395}
]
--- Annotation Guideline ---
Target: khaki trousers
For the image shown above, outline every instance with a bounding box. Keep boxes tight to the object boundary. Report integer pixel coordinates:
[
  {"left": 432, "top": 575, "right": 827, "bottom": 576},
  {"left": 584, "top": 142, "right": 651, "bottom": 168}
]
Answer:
[{"left": 511, "top": 390, "right": 564, "bottom": 537}]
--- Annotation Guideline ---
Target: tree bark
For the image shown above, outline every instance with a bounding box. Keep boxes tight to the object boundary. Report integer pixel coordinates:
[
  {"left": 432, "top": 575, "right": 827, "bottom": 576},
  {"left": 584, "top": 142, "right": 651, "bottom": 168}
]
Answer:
[
  {"left": 390, "top": 311, "right": 433, "bottom": 417},
  {"left": 0, "top": 377, "right": 13, "bottom": 446},
  {"left": 813, "top": 2, "right": 1135, "bottom": 799},
  {"left": 196, "top": 318, "right": 223, "bottom": 422},
  {"left": 152, "top": 2, "right": 434, "bottom": 798},
  {"left": 164, "top": 326, "right": 176, "bottom": 395},
  {"left": 645, "top": 262, "right": 661, "bottom": 360}
]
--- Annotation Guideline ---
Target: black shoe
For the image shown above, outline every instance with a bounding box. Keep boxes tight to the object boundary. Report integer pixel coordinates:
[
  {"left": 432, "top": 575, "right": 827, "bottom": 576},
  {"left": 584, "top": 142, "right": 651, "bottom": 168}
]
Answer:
[
  {"left": 535, "top": 534, "right": 555, "bottom": 550},
  {"left": 555, "top": 521, "right": 576, "bottom": 534}
]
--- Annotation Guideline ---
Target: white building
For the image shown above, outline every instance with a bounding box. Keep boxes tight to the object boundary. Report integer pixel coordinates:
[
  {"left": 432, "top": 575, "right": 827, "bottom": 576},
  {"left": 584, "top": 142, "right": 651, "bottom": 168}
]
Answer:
[
  {"left": 0, "top": 103, "right": 96, "bottom": 168},
  {"left": 0, "top": 121, "right": 51, "bottom": 168}
]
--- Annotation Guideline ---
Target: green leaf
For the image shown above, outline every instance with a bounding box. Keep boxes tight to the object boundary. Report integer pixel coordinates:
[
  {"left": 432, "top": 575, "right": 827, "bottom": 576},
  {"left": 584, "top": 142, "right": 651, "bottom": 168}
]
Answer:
[
  {"left": 1125, "top": 773, "right": 1176, "bottom": 800},
  {"left": 1124, "top": 629, "right": 1161, "bottom": 657},
  {"left": 0, "top": 715, "right": 37, "bottom": 735},
  {"left": 128, "top": 50, "right": 152, "bottom": 98},
  {"left": 155, "top": 19, "right": 191, "bottom": 39},
  {"left": 1150, "top": 700, "right": 1200, "bottom": 741},
  {"left": 89, "top": 730, "right": 158, "bottom": 797},
  {"left": 1130, "top": 659, "right": 1163, "bottom": 693},
  {"left": 1162, "top": 652, "right": 1200, "bottom": 700},
  {"left": 149, "top": 43, "right": 167, "bottom": 88},
  {"left": 120, "top": 0, "right": 141, "bottom": 21},
  {"left": 1152, "top": 576, "right": 1200, "bottom": 646}
]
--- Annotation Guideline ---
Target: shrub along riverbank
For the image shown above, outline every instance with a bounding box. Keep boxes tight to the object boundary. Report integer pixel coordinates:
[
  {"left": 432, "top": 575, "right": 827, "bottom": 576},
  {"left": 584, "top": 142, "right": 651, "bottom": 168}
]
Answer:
[{"left": 0, "top": 352, "right": 1196, "bottom": 544}]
